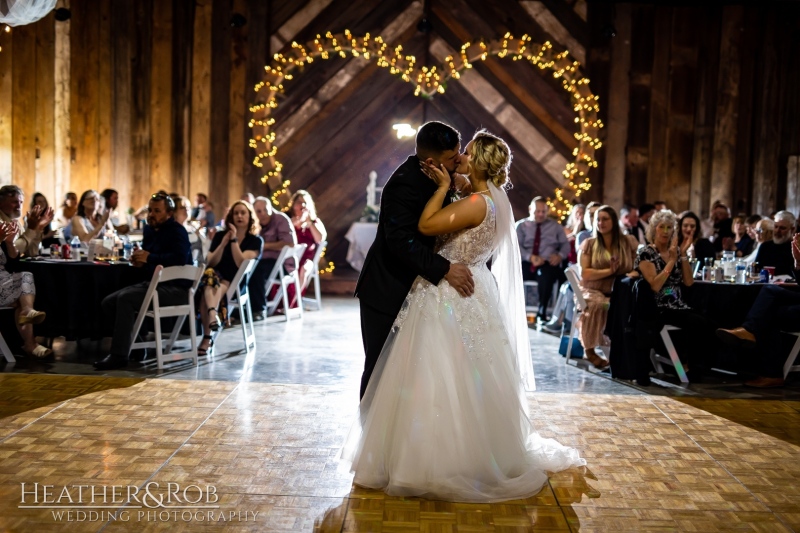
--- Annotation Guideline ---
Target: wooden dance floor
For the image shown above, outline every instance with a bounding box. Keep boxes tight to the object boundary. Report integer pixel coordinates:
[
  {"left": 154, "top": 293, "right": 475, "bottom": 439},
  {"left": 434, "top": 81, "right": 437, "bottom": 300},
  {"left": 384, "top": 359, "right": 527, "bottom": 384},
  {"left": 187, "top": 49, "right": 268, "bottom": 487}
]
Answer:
[{"left": 1, "top": 376, "right": 798, "bottom": 532}]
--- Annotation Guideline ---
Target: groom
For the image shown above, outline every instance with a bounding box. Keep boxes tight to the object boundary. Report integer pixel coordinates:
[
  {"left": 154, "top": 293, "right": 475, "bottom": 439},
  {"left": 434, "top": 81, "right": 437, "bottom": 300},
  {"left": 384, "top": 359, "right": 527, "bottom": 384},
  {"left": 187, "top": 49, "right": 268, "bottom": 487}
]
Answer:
[{"left": 354, "top": 121, "right": 475, "bottom": 399}]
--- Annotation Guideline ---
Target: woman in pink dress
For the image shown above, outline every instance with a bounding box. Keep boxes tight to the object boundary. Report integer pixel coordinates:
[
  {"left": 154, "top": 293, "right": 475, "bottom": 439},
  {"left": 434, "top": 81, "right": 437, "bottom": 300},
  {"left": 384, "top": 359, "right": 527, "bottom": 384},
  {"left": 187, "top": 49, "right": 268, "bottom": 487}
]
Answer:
[{"left": 289, "top": 190, "right": 327, "bottom": 305}]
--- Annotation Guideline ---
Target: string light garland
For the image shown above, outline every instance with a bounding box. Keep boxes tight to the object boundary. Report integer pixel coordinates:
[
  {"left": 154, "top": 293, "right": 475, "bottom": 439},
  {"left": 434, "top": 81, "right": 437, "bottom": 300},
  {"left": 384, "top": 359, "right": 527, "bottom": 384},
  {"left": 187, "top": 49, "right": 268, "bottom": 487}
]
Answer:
[
  {"left": 0, "top": 25, "right": 11, "bottom": 53},
  {"left": 250, "top": 31, "right": 602, "bottom": 224}
]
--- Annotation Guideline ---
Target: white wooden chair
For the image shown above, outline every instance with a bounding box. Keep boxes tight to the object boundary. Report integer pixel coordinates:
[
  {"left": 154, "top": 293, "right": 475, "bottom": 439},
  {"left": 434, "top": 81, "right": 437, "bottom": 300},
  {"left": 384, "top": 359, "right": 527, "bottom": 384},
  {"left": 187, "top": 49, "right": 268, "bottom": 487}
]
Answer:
[
  {"left": 523, "top": 279, "right": 560, "bottom": 315},
  {"left": 650, "top": 326, "right": 688, "bottom": 384},
  {"left": 302, "top": 240, "right": 327, "bottom": 311},
  {"left": 225, "top": 258, "right": 259, "bottom": 356},
  {"left": 129, "top": 265, "right": 204, "bottom": 369},
  {"left": 0, "top": 306, "right": 15, "bottom": 363},
  {"left": 266, "top": 244, "right": 307, "bottom": 322},
  {"left": 563, "top": 265, "right": 586, "bottom": 362},
  {"left": 783, "top": 331, "right": 800, "bottom": 379}
]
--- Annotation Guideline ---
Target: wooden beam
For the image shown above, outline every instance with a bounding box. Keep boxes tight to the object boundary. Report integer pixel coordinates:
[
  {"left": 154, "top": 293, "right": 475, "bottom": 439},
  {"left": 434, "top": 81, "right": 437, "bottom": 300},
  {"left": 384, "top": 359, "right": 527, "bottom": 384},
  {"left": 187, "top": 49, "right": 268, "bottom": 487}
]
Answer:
[
  {"left": 209, "top": 0, "right": 232, "bottom": 213},
  {"left": 149, "top": 0, "right": 173, "bottom": 196},
  {"left": 53, "top": 0, "right": 71, "bottom": 203},
  {"left": 129, "top": 0, "right": 152, "bottom": 211},
  {"left": 524, "top": 0, "right": 589, "bottom": 50},
  {"left": 429, "top": 37, "right": 566, "bottom": 186},
  {"left": 111, "top": 0, "right": 132, "bottom": 213},
  {"left": 625, "top": 4, "right": 654, "bottom": 207},
  {"left": 602, "top": 3, "right": 630, "bottom": 209},
  {"left": 243, "top": 0, "right": 270, "bottom": 195},
  {"left": 274, "top": 1, "right": 422, "bottom": 146},
  {"left": 646, "top": 5, "right": 671, "bottom": 205},
  {"left": 190, "top": 0, "right": 212, "bottom": 202},
  {"left": 228, "top": 0, "right": 248, "bottom": 202},
  {"left": 519, "top": 1, "right": 586, "bottom": 64},
  {"left": 35, "top": 13, "right": 56, "bottom": 198},
  {"left": 171, "top": 0, "right": 194, "bottom": 199},
  {"left": 0, "top": 18, "right": 11, "bottom": 185},
  {"left": 270, "top": 0, "right": 334, "bottom": 53},
  {"left": 12, "top": 24, "right": 37, "bottom": 195},
  {"left": 97, "top": 1, "right": 112, "bottom": 199},
  {"left": 709, "top": 5, "right": 743, "bottom": 211}
]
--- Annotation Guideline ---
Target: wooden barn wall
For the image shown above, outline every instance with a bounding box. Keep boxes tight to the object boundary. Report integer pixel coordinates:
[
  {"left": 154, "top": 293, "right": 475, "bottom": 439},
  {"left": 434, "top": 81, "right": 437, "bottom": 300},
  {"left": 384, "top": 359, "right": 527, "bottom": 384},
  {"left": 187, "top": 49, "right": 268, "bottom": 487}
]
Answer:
[
  {"left": 1, "top": 1, "right": 797, "bottom": 266},
  {"left": 590, "top": 2, "right": 800, "bottom": 218}
]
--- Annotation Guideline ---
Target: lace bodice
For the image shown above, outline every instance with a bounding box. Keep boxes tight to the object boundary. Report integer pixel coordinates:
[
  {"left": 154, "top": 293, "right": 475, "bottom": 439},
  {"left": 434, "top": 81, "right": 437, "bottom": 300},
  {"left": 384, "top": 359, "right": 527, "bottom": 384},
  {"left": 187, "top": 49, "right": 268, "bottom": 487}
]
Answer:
[{"left": 436, "top": 194, "right": 496, "bottom": 267}]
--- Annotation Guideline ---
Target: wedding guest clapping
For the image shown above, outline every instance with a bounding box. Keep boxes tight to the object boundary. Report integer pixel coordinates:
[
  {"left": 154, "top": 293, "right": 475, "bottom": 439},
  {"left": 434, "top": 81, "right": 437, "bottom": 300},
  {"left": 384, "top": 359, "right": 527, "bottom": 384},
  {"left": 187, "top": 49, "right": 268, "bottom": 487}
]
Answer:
[
  {"left": 0, "top": 185, "right": 54, "bottom": 257},
  {"left": 72, "top": 190, "right": 110, "bottom": 242}
]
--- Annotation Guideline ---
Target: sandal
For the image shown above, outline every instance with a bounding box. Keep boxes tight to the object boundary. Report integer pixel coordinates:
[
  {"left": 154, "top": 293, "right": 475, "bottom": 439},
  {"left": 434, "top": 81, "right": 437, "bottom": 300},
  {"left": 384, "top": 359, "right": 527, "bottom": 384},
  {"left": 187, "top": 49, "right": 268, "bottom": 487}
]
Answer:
[
  {"left": 198, "top": 335, "right": 214, "bottom": 356},
  {"left": 208, "top": 309, "right": 221, "bottom": 332},
  {"left": 18, "top": 309, "right": 46, "bottom": 325},
  {"left": 25, "top": 344, "right": 53, "bottom": 359}
]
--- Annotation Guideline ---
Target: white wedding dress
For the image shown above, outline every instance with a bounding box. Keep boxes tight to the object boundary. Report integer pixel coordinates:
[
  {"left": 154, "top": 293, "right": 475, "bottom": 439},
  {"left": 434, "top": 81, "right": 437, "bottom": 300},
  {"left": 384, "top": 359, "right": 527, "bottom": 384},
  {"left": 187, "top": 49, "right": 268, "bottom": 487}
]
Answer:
[{"left": 342, "top": 192, "right": 585, "bottom": 502}]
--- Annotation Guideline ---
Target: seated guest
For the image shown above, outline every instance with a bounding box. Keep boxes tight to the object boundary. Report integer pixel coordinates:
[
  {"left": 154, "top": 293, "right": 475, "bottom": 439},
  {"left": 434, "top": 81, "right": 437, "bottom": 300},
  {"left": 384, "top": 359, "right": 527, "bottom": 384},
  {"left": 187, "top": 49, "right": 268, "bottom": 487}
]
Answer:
[
  {"left": 54, "top": 192, "right": 78, "bottom": 236},
  {"left": 249, "top": 196, "right": 296, "bottom": 320},
  {"left": 564, "top": 203, "right": 585, "bottom": 264},
  {"left": 198, "top": 201, "right": 263, "bottom": 355},
  {"left": 577, "top": 206, "right": 637, "bottom": 369},
  {"left": 72, "top": 190, "right": 110, "bottom": 242},
  {"left": 0, "top": 185, "right": 53, "bottom": 257},
  {"left": 717, "top": 237, "right": 800, "bottom": 387},
  {"left": 174, "top": 196, "right": 205, "bottom": 263},
  {"left": 290, "top": 190, "right": 327, "bottom": 302},
  {"left": 754, "top": 211, "right": 799, "bottom": 278},
  {"left": 30, "top": 193, "right": 59, "bottom": 248},
  {"left": 94, "top": 194, "right": 193, "bottom": 370},
  {"left": 0, "top": 221, "right": 51, "bottom": 358},
  {"left": 636, "top": 209, "right": 717, "bottom": 380},
  {"left": 191, "top": 192, "right": 207, "bottom": 221},
  {"left": 100, "top": 189, "right": 130, "bottom": 235},
  {"left": 241, "top": 192, "right": 255, "bottom": 204},
  {"left": 677, "top": 211, "right": 715, "bottom": 267},
  {"left": 639, "top": 203, "right": 656, "bottom": 233},
  {"left": 620, "top": 206, "right": 646, "bottom": 246},
  {"left": 575, "top": 201, "right": 601, "bottom": 248},
  {"left": 732, "top": 215, "right": 754, "bottom": 257},
  {"left": 516, "top": 196, "right": 570, "bottom": 322},
  {"left": 710, "top": 202, "right": 734, "bottom": 252},
  {"left": 744, "top": 214, "right": 762, "bottom": 242},
  {"left": 654, "top": 201, "right": 667, "bottom": 212},
  {"left": 745, "top": 218, "right": 772, "bottom": 265}
]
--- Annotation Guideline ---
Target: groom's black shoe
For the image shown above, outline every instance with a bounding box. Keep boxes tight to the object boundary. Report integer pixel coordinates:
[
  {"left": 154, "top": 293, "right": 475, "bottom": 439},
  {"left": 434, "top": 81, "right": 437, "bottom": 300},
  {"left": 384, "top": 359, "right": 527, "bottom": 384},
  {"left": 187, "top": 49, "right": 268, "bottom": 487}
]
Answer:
[{"left": 93, "top": 355, "right": 128, "bottom": 370}]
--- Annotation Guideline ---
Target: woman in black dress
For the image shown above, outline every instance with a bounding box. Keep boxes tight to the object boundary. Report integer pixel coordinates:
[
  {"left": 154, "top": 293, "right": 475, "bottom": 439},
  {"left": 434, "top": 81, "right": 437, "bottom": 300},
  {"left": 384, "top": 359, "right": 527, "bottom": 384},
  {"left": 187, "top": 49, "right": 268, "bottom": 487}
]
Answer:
[{"left": 198, "top": 200, "right": 263, "bottom": 355}]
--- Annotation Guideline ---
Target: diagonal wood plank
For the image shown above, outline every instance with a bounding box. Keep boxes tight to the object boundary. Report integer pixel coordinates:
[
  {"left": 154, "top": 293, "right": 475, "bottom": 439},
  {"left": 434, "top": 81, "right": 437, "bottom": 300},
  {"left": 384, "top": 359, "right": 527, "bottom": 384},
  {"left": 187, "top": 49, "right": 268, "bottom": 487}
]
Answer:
[{"left": 519, "top": 1, "right": 585, "bottom": 64}]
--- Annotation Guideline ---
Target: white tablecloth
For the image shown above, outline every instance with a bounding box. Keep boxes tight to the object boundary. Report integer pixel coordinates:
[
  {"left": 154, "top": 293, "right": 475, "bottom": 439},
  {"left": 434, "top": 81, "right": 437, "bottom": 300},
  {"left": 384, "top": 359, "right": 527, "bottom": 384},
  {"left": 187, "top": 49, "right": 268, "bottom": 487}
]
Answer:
[{"left": 345, "top": 222, "right": 378, "bottom": 271}]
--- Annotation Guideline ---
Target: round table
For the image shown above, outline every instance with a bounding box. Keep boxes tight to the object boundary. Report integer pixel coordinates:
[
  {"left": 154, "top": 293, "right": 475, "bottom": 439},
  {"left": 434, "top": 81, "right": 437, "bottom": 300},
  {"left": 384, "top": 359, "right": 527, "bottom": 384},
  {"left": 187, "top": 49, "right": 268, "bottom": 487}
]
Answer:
[
  {"left": 17, "top": 259, "right": 149, "bottom": 340},
  {"left": 685, "top": 280, "right": 768, "bottom": 328},
  {"left": 345, "top": 222, "right": 378, "bottom": 271}
]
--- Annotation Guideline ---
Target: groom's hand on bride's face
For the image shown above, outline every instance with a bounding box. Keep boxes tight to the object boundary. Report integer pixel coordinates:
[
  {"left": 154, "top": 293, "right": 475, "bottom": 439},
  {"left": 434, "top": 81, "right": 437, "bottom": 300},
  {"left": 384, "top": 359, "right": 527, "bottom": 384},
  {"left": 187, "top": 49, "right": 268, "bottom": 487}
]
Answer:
[{"left": 445, "top": 264, "right": 474, "bottom": 297}]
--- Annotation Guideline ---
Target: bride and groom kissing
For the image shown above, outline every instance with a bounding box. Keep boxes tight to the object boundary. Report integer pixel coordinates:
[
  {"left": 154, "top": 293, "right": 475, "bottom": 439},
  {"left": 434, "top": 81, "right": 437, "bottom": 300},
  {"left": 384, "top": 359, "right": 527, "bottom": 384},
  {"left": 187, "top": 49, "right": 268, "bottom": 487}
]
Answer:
[{"left": 345, "top": 122, "right": 584, "bottom": 502}]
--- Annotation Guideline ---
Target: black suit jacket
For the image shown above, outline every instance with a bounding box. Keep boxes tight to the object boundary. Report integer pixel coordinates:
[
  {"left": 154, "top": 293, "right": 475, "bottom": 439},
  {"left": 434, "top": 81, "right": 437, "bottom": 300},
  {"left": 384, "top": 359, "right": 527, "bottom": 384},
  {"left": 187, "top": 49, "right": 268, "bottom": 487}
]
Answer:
[{"left": 355, "top": 155, "right": 451, "bottom": 316}]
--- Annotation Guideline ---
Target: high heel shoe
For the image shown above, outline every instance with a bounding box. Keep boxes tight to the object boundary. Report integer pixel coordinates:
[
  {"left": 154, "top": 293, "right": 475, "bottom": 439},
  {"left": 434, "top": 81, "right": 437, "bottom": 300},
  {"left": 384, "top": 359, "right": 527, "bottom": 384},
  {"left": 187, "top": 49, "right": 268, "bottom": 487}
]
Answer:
[
  {"left": 208, "top": 309, "right": 221, "bottom": 332},
  {"left": 198, "top": 335, "right": 214, "bottom": 356}
]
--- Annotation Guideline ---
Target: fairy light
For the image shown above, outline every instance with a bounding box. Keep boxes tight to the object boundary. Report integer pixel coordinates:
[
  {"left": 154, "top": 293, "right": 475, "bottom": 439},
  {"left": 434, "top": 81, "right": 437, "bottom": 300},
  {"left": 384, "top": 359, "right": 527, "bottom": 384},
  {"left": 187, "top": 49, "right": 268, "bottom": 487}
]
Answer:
[{"left": 250, "top": 32, "right": 602, "bottom": 222}]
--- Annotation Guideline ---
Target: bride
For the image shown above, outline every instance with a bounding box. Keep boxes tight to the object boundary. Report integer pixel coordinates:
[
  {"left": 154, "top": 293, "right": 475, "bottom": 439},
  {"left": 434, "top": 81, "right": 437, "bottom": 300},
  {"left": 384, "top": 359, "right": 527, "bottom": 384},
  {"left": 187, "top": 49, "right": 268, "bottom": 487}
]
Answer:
[{"left": 341, "top": 130, "right": 585, "bottom": 502}]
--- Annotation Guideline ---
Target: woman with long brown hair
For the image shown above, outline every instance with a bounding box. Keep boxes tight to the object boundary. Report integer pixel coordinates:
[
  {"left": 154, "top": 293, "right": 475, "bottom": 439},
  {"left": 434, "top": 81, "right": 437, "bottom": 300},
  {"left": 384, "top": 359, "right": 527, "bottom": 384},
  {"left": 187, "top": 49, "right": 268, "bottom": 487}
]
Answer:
[{"left": 577, "top": 205, "right": 638, "bottom": 368}]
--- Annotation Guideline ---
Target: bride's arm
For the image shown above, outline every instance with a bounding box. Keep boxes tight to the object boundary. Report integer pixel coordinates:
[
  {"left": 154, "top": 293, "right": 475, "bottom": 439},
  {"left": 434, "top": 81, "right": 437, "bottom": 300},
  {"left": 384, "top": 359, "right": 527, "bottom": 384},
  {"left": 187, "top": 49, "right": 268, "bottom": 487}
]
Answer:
[{"left": 418, "top": 162, "right": 486, "bottom": 236}]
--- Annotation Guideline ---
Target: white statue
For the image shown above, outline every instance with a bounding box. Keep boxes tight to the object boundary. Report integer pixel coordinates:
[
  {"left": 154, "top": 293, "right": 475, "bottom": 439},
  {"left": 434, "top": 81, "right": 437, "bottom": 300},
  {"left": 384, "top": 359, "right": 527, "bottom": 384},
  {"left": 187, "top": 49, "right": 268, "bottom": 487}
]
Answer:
[{"left": 367, "top": 171, "right": 379, "bottom": 210}]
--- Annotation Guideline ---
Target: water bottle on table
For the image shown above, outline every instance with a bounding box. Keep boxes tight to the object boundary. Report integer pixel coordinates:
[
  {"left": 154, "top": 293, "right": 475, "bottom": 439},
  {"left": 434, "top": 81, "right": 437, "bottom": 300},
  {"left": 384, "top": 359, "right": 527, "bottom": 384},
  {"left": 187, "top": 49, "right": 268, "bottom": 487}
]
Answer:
[{"left": 122, "top": 236, "right": 133, "bottom": 260}]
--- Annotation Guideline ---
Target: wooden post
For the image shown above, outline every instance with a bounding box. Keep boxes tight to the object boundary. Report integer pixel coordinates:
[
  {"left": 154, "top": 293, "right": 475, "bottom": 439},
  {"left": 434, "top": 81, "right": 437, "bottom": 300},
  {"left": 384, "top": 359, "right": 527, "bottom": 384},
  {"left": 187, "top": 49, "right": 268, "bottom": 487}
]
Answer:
[
  {"left": 189, "top": 0, "right": 212, "bottom": 204},
  {"left": 646, "top": 5, "right": 671, "bottom": 205},
  {"left": 0, "top": 20, "right": 12, "bottom": 185},
  {"left": 111, "top": 0, "right": 132, "bottom": 216},
  {"left": 709, "top": 5, "right": 743, "bottom": 211},
  {"left": 228, "top": 0, "right": 248, "bottom": 203},
  {"left": 149, "top": 0, "right": 173, "bottom": 197},
  {"left": 209, "top": 0, "right": 231, "bottom": 214},
  {"left": 602, "top": 3, "right": 630, "bottom": 209},
  {"left": 35, "top": 13, "right": 56, "bottom": 198},
  {"left": 12, "top": 23, "right": 37, "bottom": 196}
]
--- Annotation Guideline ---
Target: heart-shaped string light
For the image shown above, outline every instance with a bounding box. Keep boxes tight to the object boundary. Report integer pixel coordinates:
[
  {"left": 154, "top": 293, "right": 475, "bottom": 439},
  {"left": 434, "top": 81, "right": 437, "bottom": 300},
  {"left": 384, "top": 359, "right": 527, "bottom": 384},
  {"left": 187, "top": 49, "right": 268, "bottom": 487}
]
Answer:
[{"left": 250, "top": 31, "right": 602, "bottom": 222}]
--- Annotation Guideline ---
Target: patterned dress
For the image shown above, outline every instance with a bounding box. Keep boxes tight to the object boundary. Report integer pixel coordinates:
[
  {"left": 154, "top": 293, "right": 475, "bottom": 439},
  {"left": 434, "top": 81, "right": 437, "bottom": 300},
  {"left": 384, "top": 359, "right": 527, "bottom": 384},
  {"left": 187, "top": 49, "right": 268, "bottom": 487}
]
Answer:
[{"left": 0, "top": 243, "right": 35, "bottom": 307}]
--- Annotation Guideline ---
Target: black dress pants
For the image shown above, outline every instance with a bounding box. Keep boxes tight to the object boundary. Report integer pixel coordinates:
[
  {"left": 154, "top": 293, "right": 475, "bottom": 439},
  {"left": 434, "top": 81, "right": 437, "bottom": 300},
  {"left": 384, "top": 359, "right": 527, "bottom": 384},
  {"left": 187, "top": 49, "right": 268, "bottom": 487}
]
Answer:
[
  {"left": 359, "top": 300, "right": 397, "bottom": 400},
  {"left": 247, "top": 258, "right": 278, "bottom": 314},
  {"left": 521, "top": 261, "right": 565, "bottom": 319},
  {"left": 102, "top": 281, "right": 189, "bottom": 359}
]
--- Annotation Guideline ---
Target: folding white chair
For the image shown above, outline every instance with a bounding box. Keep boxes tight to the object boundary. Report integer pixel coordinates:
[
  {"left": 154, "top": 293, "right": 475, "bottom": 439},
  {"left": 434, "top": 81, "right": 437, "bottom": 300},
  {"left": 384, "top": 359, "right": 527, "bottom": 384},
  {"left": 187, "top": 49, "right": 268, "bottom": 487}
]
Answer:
[
  {"left": 266, "top": 244, "right": 307, "bottom": 322},
  {"left": 302, "top": 240, "right": 327, "bottom": 311},
  {"left": 783, "top": 331, "right": 800, "bottom": 379},
  {"left": 523, "top": 279, "right": 560, "bottom": 315},
  {"left": 0, "top": 306, "right": 15, "bottom": 363},
  {"left": 129, "top": 265, "right": 204, "bottom": 369},
  {"left": 563, "top": 265, "right": 586, "bottom": 361},
  {"left": 226, "top": 258, "right": 259, "bottom": 356},
  {"left": 650, "top": 325, "right": 688, "bottom": 384}
]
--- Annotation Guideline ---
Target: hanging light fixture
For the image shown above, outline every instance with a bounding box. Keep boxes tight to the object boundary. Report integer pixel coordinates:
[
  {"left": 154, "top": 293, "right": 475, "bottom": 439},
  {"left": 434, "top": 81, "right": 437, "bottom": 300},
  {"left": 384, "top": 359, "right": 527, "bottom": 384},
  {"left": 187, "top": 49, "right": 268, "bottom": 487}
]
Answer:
[{"left": 392, "top": 124, "right": 417, "bottom": 139}]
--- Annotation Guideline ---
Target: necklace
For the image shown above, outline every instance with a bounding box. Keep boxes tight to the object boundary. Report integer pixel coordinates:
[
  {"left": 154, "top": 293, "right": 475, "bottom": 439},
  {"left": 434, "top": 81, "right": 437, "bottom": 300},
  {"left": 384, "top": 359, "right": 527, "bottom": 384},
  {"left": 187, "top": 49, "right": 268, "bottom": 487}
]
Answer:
[{"left": 472, "top": 189, "right": 491, "bottom": 195}]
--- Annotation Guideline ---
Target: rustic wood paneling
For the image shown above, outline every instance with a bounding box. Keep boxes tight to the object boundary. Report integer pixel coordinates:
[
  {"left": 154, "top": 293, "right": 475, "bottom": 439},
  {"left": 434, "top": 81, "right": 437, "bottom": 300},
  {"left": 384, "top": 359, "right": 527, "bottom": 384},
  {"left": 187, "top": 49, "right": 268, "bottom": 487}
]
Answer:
[
  {"left": 0, "top": 28, "right": 12, "bottom": 185},
  {"left": 35, "top": 14, "right": 56, "bottom": 198},
  {"left": 110, "top": 0, "right": 132, "bottom": 212},
  {"left": 625, "top": 4, "right": 654, "bottom": 207},
  {"left": 54, "top": 0, "right": 71, "bottom": 202},
  {"left": 69, "top": 0, "right": 101, "bottom": 195},
  {"left": 97, "top": 1, "right": 112, "bottom": 194},
  {"left": 209, "top": 0, "right": 232, "bottom": 214},
  {"left": 645, "top": 5, "right": 671, "bottom": 206},
  {"left": 243, "top": 0, "right": 270, "bottom": 195},
  {"left": 709, "top": 5, "right": 743, "bottom": 210},
  {"left": 171, "top": 0, "right": 194, "bottom": 200},
  {"left": 228, "top": 0, "right": 249, "bottom": 202},
  {"left": 149, "top": 0, "right": 173, "bottom": 196},
  {"left": 12, "top": 23, "right": 37, "bottom": 195},
  {"left": 129, "top": 0, "right": 152, "bottom": 211},
  {"left": 189, "top": 0, "right": 213, "bottom": 203}
]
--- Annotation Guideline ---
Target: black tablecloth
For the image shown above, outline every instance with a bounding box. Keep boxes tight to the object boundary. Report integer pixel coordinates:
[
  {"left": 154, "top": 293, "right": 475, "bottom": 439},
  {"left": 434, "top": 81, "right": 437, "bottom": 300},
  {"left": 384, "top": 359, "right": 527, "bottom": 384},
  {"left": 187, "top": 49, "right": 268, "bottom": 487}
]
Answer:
[
  {"left": 12, "top": 260, "right": 149, "bottom": 340},
  {"left": 605, "top": 278, "right": 772, "bottom": 380}
]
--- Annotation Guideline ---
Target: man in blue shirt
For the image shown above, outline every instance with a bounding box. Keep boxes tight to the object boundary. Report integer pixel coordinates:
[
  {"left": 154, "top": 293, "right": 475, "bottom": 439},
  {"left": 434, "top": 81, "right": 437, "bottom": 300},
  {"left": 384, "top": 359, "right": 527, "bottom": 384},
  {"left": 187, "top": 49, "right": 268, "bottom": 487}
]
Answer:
[{"left": 94, "top": 194, "right": 193, "bottom": 370}]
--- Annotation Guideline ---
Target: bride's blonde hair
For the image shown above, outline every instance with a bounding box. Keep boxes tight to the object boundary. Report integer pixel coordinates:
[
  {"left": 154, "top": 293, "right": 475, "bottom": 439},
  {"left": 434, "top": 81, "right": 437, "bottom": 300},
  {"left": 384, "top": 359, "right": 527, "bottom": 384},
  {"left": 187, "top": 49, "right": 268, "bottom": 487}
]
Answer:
[{"left": 469, "top": 130, "right": 512, "bottom": 188}]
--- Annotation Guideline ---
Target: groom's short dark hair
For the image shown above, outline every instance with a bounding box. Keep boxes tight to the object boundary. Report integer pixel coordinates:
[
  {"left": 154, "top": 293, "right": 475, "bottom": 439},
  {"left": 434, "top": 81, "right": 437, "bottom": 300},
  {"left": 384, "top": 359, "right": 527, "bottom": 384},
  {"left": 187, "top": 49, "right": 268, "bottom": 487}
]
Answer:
[{"left": 416, "top": 121, "right": 461, "bottom": 156}]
